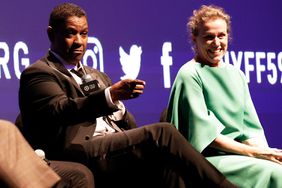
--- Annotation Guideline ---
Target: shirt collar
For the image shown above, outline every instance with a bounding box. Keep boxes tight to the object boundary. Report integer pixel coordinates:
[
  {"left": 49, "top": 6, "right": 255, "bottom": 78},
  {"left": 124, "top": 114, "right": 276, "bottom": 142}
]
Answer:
[{"left": 49, "top": 50, "right": 82, "bottom": 71}]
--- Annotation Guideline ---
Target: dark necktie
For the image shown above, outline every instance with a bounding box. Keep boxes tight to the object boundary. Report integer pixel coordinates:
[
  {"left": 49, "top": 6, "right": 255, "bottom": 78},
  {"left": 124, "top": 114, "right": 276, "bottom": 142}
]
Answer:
[
  {"left": 71, "top": 68, "right": 84, "bottom": 78},
  {"left": 103, "top": 116, "right": 123, "bottom": 132}
]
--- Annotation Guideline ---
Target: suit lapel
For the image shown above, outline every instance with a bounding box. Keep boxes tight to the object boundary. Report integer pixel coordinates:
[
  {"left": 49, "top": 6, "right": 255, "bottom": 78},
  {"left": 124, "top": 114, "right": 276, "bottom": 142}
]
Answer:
[{"left": 44, "top": 52, "right": 85, "bottom": 96}]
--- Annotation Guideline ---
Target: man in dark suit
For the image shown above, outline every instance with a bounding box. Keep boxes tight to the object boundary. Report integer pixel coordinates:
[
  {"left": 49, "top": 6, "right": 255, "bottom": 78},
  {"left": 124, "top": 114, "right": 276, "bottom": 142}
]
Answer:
[
  {"left": 18, "top": 2, "right": 237, "bottom": 188},
  {"left": 0, "top": 119, "right": 94, "bottom": 188}
]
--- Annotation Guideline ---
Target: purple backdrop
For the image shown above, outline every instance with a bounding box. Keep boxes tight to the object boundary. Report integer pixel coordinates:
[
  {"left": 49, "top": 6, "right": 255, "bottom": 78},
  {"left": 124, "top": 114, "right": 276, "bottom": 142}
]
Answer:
[{"left": 0, "top": 0, "right": 281, "bottom": 147}]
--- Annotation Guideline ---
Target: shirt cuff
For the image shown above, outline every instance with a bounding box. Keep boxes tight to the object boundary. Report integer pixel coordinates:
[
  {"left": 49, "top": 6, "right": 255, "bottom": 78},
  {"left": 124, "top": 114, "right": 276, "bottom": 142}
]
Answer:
[{"left": 105, "top": 87, "right": 126, "bottom": 121}]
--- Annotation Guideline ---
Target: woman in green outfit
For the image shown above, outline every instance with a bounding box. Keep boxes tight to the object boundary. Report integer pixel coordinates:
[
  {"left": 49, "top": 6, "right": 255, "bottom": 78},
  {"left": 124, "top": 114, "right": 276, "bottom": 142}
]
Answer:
[{"left": 167, "top": 4, "right": 282, "bottom": 188}]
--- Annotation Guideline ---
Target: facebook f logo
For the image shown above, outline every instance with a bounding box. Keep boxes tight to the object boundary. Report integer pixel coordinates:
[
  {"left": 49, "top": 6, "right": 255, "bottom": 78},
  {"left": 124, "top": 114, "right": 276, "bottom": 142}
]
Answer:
[{"left": 161, "top": 42, "right": 173, "bottom": 88}]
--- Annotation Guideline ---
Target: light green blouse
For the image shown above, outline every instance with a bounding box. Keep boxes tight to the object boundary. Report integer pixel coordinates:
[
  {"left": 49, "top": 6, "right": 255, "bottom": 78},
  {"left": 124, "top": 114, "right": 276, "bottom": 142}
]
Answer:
[
  {"left": 167, "top": 59, "right": 282, "bottom": 188},
  {"left": 167, "top": 59, "right": 267, "bottom": 153}
]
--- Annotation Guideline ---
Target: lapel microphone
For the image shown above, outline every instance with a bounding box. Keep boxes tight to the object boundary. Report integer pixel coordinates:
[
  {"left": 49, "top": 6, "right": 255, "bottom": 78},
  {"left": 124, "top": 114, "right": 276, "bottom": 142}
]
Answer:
[{"left": 79, "top": 68, "right": 101, "bottom": 96}]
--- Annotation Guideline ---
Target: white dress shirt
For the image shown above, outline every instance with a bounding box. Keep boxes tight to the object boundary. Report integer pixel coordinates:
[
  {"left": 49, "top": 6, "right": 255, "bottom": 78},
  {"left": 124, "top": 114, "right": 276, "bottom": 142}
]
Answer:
[{"left": 50, "top": 50, "right": 125, "bottom": 137}]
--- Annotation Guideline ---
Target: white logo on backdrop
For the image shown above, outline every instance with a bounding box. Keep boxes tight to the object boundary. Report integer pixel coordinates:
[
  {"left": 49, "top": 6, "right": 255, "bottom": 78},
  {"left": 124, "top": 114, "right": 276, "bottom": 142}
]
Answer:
[
  {"left": 83, "top": 37, "right": 104, "bottom": 72},
  {"left": 161, "top": 42, "right": 173, "bottom": 88},
  {"left": 119, "top": 45, "right": 142, "bottom": 80}
]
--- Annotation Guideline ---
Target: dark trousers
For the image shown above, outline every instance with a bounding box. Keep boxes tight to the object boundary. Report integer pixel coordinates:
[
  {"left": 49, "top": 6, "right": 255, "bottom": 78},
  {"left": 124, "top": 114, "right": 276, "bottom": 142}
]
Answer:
[
  {"left": 50, "top": 161, "right": 95, "bottom": 188},
  {"left": 67, "top": 123, "right": 236, "bottom": 188}
]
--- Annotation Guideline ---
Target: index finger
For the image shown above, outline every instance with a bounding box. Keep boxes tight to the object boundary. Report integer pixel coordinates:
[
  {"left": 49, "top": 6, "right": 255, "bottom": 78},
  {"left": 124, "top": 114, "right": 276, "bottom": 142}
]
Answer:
[{"left": 133, "top": 79, "right": 146, "bottom": 86}]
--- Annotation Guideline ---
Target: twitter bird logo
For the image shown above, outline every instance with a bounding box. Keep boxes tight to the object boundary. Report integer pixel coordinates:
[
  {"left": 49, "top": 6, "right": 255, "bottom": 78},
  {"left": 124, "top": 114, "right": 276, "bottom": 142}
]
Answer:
[{"left": 119, "top": 45, "right": 142, "bottom": 80}]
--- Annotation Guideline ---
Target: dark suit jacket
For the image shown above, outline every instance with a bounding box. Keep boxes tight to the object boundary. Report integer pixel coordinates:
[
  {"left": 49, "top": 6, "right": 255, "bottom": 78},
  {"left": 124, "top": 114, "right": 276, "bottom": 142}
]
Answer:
[{"left": 18, "top": 51, "right": 136, "bottom": 159}]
